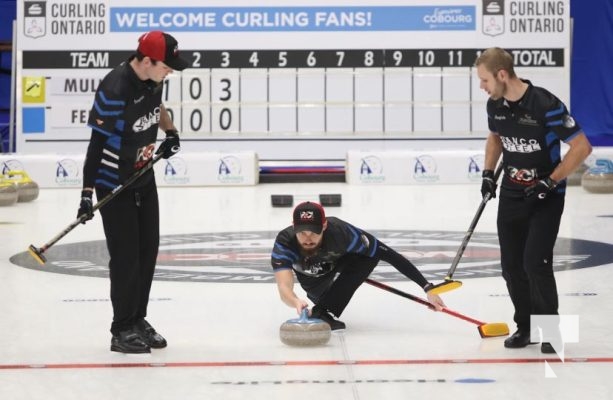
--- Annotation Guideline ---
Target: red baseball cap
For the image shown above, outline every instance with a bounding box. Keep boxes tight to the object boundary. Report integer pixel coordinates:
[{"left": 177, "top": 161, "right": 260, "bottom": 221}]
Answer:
[{"left": 137, "top": 30, "right": 188, "bottom": 71}]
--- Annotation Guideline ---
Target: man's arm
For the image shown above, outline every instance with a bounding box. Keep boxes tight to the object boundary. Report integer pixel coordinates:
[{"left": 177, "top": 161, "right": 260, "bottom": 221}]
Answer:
[
  {"left": 484, "top": 132, "right": 503, "bottom": 170},
  {"left": 159, "top": 104, "right": 177, "bottom": 132},
  {"left": 549, "top": 132, "right": 592, "bottom": 182},
  {"left": 274, "top": 269, "right": 308, "bottom": 315}
]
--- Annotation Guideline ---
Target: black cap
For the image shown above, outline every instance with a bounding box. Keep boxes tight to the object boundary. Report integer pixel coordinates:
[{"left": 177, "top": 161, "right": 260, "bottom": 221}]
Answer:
[{"left": 293, "top": 201, "right": 326, "bottom": 234}]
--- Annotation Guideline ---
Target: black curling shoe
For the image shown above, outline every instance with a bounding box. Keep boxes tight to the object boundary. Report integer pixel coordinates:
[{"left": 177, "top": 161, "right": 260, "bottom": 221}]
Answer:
[
  {"left": 134, "top": 319, "right": 167, "bottom": 349},
  {"left": 504, "top": 330, "right": 536, "bottom": 348},
  {"left": 111, "top": 329, "right": 151, "bottom": 354},
  {"left": 311, "top": 306, "right": 346, "bottom": 331}
]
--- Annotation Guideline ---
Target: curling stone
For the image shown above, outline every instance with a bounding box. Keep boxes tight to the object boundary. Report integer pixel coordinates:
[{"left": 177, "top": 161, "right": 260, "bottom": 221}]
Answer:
[
  {"left": 279, "top": 308, "right": 331, "bottom": 346},
  {"left": 6, "top": 170, "right": 40, "bottom": 202},
  {"left": 581, "top": 160, "right": 613, "bottom": 194},
  {"left": 566, "top": 162, "right": 588, "bottom": 186},
  {"left": 0, "top": 179, "right": 18, "bottom": 206}
]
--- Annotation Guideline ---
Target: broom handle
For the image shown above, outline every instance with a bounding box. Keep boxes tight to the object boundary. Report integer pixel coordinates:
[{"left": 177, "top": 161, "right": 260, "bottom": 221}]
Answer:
[{"left": 364, "top": 278, "right": 486, "bottom": 326}]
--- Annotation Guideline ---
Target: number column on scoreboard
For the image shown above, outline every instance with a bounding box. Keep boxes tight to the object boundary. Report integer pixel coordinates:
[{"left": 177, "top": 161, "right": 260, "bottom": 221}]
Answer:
[{"left": 165, "top": 48, "right": 551, "bottom": 137}]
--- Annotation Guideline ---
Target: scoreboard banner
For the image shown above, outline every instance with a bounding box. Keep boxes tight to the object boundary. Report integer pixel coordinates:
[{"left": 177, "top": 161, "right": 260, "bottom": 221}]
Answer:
[{"left": 17, "top": 0, "right": 571, "bottom": 159}]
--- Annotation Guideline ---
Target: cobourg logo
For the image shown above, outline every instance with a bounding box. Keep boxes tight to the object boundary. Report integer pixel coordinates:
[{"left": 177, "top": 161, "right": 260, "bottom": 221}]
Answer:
[
  {"left": 217, "top": 156, "right": 244, "bottom": 183},
  {"left": 10, "top": 230, "right": 613, "bottom": 283},
  {"left": 55, "top": 159, "right": 82, "bottom": 186},
  {"left": 359, "top": 156, "right": 385, "bottom": 183}
]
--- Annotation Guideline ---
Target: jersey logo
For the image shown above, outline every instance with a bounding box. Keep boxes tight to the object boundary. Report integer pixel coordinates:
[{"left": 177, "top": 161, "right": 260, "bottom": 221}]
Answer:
[{"left": 501, "top": 136, "right": 542, "bottom": 153}]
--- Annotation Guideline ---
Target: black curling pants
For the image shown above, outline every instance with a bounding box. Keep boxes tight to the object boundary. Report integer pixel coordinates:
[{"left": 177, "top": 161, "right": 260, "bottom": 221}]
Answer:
[
  {"left": 298, "top": 254, "right": 379, "bottom": 317},
  {"left": 97, "top": 179, "right": 160, "bottom": 335},
  {"left": 497, "top": 194, "right": 564, "bottom": 332}
]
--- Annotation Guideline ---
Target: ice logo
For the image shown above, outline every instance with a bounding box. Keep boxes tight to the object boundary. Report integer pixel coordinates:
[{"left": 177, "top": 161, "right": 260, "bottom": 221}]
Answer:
[
  {"left": 55, "top": 159, "right": 81, "bottom": 186},
  {"left": 413, "top": 155, "right": 440, "bottom": 183},
  {"left": 163, "top": 157, "right": 189, "bottom": 185},
  {"left": 359, "top": 156, "right": 385, "bottom": 183},
  {"left": 218, "top": 156, "right": 244, "bottom": 184}
]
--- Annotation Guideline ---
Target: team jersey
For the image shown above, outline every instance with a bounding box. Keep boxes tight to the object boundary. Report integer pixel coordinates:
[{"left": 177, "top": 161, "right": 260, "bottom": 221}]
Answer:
[
  {"left": 486, "top": 80, "right": 582, "bottom": 197},
  {"left": 271, "top": 217, "right": 379, "bottom": 278},
  {"left": 84, "top": 58, "right": 163, "bottom": 190}
]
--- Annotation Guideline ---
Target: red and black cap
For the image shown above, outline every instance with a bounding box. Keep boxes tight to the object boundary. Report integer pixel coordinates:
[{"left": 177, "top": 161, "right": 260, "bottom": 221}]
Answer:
[
  {"left": 137, "top": 30, "right": 189, "bottom": 71},
  {"left": 293, "top": 201, "right": 326, "bottom": 234}
]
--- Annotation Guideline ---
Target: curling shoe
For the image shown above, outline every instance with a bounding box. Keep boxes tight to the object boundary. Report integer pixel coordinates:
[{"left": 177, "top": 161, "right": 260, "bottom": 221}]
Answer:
[
  {"left": 311, "top": 306, "right": 346, "bottom": 331},
  {"left": 134, "top": 319, "right": 167, "bottom": 349},
  {"left": 111, "top": 329, "right": 151, "bottom": 354},
  {"left": 504, "top": 329, "right": 537, "bottom": 348}
]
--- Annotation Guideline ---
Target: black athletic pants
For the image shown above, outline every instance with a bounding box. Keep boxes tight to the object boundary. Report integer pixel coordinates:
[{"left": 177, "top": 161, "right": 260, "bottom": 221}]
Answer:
[
  {"left": 297, "top": 241, "right": 425, "bottom": 317},
  {"left": 497, "top": 194, "right": 564, "bottom": 332},
  {"left": 298, "top": 254, "right": 379, "bottom": 317},
  {"left": 97, "top": 179, "right": 160, "bottom": 335}
]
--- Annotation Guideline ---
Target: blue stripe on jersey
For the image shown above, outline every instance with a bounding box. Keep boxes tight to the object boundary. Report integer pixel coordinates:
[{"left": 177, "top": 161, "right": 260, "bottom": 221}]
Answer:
[
  {"left": 99, "top": 92, "right": 126, "bottom": 106},
  {"left": 89, "top": 124, "right": 113, "bottom": 137},
  {"left": 115, "top": 120, "right": 125, "bottom": 131},
  {"left": 93, "top": 100, "right": 123, "bottom": 117},
  {"left": 107, "top": 135, "right": 121, "bottom": 150},
  {"left": 550, "top": 142, "right": 561, "bottom": 163},
  {"left": 546, "top": 120, "right": 563, "bottom": 127},
  {"left": 97, "top": 168, "right": 119, "bottom": 180},
  {"left": 545, "top": 131, "right": 558, "bottom": 146},
  {"left": 545, "top": 105, "right": 564, "bottom": 118},
  {"left": 94, "top": 178, "right": 117, "bottom": 189},
  {"left": 346, "top": 225, "right": 366, "bottom": 253},
  {"left": 546, "top": 132, "right": 561, "bottom": 163},
  {"left": 272, "top": 243, "right": 299, "bottom": 264},
  {"left": 368, "top": 236, "right": 379, "bottom": 257}
]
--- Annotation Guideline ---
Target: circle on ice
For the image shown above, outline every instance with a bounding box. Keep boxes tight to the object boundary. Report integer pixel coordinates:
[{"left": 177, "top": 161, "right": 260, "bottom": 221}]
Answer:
[{"left": 10, "top": 230, "right": 613, "bottom": 283}]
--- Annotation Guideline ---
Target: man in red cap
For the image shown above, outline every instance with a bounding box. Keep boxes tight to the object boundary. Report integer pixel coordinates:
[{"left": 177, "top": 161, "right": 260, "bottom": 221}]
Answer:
[
  {"left": 77, "top": 31, "right": 188, "bottom": 353},
  {"left": 271, "top": 201, "right": 445, "bottom": 330}
]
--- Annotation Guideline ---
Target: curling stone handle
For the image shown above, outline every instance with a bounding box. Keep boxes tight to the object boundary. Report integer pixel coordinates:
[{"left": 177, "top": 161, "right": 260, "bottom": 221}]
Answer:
[{"left": 299, "top": 308, "right": 309, "bottom": 322}]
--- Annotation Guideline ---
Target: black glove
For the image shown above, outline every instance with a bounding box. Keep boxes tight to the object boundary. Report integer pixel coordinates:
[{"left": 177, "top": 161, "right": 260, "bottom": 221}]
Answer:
[
  {"left": 77, "top": 190, "right": 94, "bottom": 224},
  {"left": 481, "top": 169, "right": 497, "bottom": 200},
  {"left": 524, "top": 177, "right": 557, "bottom": 200},
  {"left": 156, "top": 129, "right": 181, "bottom": 159}
]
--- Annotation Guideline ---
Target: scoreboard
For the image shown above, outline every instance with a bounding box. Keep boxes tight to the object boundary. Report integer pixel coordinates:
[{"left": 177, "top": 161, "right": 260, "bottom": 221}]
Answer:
[{"left": 16, "top": 0, "right": 571, "bottom": 160}]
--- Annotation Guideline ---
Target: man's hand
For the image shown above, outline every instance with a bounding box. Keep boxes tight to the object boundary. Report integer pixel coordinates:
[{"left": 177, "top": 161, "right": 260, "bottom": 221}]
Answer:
[
  {"left": 77, "top": 190, "right": 94, "bottom": 223},
  {"left": 424, "top": 283, "right": 445, "bottom": 311},
  {"left": 524, "top": 177, "right": 557, "bottom": 200},
  {"left": 481, "top": 169, "right": 497, "bottom": 200},
  {"left": 156, "top": 129, "right": 181, "bottom": 159}
]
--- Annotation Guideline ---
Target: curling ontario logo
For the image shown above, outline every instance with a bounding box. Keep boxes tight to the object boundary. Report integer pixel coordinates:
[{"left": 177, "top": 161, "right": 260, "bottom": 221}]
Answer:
[
  {"left": 24, "top": 1, "right": 47, "bottom": 39},
  {"left": 482, "top": 0, "right": 504, "bottom": 36},
  {"left": 10, "top": 230, "right": 613, "bottom": 283}
]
